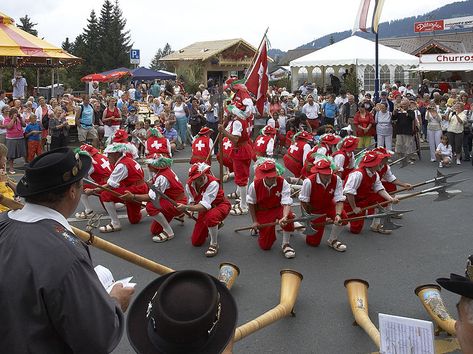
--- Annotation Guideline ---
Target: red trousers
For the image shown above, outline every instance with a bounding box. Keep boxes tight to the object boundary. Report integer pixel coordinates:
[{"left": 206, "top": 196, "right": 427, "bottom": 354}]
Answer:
[
  {"left": 368, "top": 183, "right": 396, "bottom": 215},
  {"left": 27, "top": 140, "right": 42, "bottom": 162},
  {"left": 100, "top": 184, "right": 148, "bottom": 224},
  {"left": 232, "top": 158, "right": 251, "bottom": 186},
  {"left": 217, "top": 155, "right": 234, "bottom": 172},
  {"left": 305, "top": 207, "right": 347, "bottom": 246},
  {"left": 283, "top": 155, "right": 303, "bottom": 178},
  {"left": 256, "top": 209, "right": 295, "bottom": 250},
  {"left": 146, "top": 197, "right": 187, "bottom": 235},
  {"left": 191, "top": 200, "right": 231, "bottom": 246},
  {"left": 343, "top": 193, "right": 379, "bottom": 234}
]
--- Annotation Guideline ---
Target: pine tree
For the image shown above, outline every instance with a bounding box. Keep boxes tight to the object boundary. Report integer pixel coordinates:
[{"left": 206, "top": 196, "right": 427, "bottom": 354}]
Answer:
[
  {"left": 83, "top": 10, "right": 101, "bottom": 72},
  {"left": 62, "top": 37, "right": 73, "bottom": 53},
  {"left": 98, "top": 0, "right": 115, "bottom": 68},
  {"left": 150, "top": 43, "right": 174, "bottom": 71},
  {"left": 109, "top": 0, "right": 132, "bottom": 68},
  {"left": 18, "top": 15, "right": 38, "bottom": 36}
]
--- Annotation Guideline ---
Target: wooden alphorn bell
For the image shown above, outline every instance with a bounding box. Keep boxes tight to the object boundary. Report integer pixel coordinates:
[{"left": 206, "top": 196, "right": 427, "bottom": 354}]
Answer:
[{"left": 234, "top": 269, "right": 303, "bottom": 342}]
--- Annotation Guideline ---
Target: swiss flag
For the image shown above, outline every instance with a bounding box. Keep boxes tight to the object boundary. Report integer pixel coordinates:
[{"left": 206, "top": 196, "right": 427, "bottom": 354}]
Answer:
[{"left": 245, "top": 37, "right": 269, "bottom": 116}]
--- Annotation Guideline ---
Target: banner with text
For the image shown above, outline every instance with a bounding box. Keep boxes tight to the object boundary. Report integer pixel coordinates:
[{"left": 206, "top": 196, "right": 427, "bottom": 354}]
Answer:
[{"left": 414, "top": 16, "right": 473, "bottom": 33}]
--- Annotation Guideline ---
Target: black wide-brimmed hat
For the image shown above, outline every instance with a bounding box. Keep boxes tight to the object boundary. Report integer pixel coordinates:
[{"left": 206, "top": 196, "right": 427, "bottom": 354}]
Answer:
[
  {"left": 437, "top": 273, "right": 473, "bottom": 300},
  {"left": 127, "top": 270, "right": 237, "bottom": 354},
  {"left": 16, "top": 147, "right": 92, "bottom": 197}
]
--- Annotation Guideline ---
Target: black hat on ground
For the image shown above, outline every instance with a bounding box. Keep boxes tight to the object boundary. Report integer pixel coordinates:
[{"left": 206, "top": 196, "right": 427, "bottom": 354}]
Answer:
[
  {"left": 16, "top": 147, "right": 92, "bottom": 197},
  {"left": 127, "top": 270, "right": 238, "bottom": 354}
]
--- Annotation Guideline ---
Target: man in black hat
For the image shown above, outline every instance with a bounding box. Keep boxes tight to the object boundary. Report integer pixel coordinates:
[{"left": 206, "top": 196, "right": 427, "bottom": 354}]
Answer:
[
  {"left": 0, "top": 147, "right": 135, "bottom": 354},
  {"left": 127, "top": 269, "right": 237, "bottom": 354},
  {"left": 437, "top": 256, "right": 473, "bottom": 354}
]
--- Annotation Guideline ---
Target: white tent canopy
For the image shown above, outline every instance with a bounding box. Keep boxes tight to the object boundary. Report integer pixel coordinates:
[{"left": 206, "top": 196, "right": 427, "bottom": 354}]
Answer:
[
  {"left": 290, "top": 36, "right": 419, "bottom": 67},
  {"left": 289, "top": 36, "right": 419, "bottom": 92}
]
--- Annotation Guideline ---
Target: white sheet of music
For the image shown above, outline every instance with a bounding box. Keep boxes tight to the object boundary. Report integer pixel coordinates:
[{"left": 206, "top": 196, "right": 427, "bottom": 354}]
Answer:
[{"left": 379, "top": 313, "right": 434, "bottom": 354}]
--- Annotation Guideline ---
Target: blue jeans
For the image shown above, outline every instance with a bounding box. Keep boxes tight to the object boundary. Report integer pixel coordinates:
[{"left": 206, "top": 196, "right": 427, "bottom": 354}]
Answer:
[{"left": 176, "top": 116, "right": 188, "bottom": 145}]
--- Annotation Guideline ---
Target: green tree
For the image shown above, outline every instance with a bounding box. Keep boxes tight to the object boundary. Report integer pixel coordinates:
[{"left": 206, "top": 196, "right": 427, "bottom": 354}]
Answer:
[
  {"left": 18, "top": 15, "right": 38, "bottom": 36},
  {"left": 109, "top": 0, "right": 132, "bottom": 68},
  {"left": 62, "top": 37, "right": 73, "bottom": 53},
  {"left": 83, "top": 10, "right": 101, "bottom": 73},
  {"left": 150, "top": 43, "right": 174, "bottom": 71}
]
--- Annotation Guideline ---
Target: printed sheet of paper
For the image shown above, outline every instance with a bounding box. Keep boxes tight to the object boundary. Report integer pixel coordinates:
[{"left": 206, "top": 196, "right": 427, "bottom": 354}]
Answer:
[
  {"left": 94, "top": 265, "right": 136, "bottom": 294},
  {"left": 379, "top": 313, "right": 434, "bottom": 354}
]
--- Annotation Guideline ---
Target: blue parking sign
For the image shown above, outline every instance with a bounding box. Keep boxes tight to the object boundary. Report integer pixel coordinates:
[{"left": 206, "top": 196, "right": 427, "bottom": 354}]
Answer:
[{"left": 130, "top": 49, "right": 140, "bottom": 64}]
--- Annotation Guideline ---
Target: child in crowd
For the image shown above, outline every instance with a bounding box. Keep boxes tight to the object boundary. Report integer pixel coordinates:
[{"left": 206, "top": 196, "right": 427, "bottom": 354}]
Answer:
[
  {"left": 131, "top": 120, "right": 147, "bottom": 158},
  {"left": 144, "top": 118, "right": 151, "bottom": 133},
  {"left": 436, "top": 135, "right": 452, "bottom": 168},
  {"left": 0, "top": 143, "right": 16, "bottom": 212},
  {"left": 24, "top": 114, "right": 42, "bottom": 162},
  {"left": 126, "top": 106, "right": 139, "bottom": 136}
]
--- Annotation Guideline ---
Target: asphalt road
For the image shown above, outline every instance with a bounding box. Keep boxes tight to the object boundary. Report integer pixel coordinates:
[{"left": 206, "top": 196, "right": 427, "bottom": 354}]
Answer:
[{"left": 58, "top": 148, "right": 471, "bottom": 354}]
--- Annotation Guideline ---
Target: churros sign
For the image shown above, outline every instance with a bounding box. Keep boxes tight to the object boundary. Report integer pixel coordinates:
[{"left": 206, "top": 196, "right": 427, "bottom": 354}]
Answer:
[{"left": 420, "top": 53, "right": 473, "bottom": 64}]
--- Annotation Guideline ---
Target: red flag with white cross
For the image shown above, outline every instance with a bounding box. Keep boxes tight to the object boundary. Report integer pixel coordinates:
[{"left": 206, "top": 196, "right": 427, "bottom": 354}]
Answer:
[{"left": 245, "top": 36, "right": 269, "bottom": 116}]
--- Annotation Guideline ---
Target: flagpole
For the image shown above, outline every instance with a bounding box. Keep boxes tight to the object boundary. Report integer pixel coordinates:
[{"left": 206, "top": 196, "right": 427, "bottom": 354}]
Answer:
[
  {"left": 244, "top": 27, "right": 269, "bottom": 81},
  {"left": 374, "top": 0, "right": 380, "bottom": 102}
]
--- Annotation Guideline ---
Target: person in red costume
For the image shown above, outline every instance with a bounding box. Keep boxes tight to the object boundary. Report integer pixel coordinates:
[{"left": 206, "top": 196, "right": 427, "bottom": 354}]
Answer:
[
  {"left": 247, "top": 159, "right": 296, "bottom": 258},
  {"left": 145, "top": 128, "right": 171, "bottom": 158},
  {"left": 122, "top": 156, "right": 187, "bottom": 243},
  {"left": 217, "top": 136, "right": 234, "bottom": 182},
  {"left": 343, "top": 151, "right": 399, "bottom": 235},
  {"left": 224, "top": 77, "right": 255, "bottom": 136},
  {"left": 176, "top": 163, "right": 231, "bottom": 257},
  {"left": 109, "top": 128, "right": 139, "bottom": 159},
  {"left": 369, "top": 147, "right": 412, "bottom": 230},
  {"left": 253, "top": 125, "right": 276, "bottom": 158},
  {"left": 218, "top": 106, "right": 254, "bottom": 215},
  {"left": 75, "top": 144, "right": 112, "bottom": 219},
  {"left": 301, "top": 133, "right": 341, "bottom": 178},
  {"left": 299, "top": 158, "right": 348, "bottom": 252},
  {"left": 283, "top": 131, "right": 312, "bottom": 179},
  {"left": 332, "top": 136, "right": 359, "bottom": 181},
  {"left": 190, "top": 127, "right": 214, "bottom": 165},
  {"left": 90, "top": 143, "right": 148, "bottom": 233}
]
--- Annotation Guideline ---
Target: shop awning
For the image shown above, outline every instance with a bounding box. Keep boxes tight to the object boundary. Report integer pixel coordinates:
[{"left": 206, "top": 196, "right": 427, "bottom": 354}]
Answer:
[{"left": 411, "top": 62, "right": 473, "bottom": 72}]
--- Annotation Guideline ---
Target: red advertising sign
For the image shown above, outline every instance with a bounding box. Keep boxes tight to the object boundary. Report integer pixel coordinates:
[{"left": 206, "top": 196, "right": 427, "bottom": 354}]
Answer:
[{"left": 414, "top": 20, "right": 444, "bottom": 33}]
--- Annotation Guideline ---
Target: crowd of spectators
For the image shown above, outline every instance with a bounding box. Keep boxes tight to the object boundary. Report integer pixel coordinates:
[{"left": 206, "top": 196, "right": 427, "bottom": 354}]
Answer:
[{"left": 0, "top": 74, "right": 472, "bottom": 174}]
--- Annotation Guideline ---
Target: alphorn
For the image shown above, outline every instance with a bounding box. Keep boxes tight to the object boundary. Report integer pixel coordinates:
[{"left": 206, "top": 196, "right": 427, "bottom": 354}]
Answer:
[
  {"left": 344, "top": 279, "right": 380, "bottom": 348},
  {"left": 414, "top": 284, "right": 456, "bottom": 336},
  {"left": 2, "top": 197, "right": 174, "bottom": 275},
  {"left": 217, "top": 262, "right": 240, "bottom": 290},
  {"left": 3, "top": 197, "right": 241, "bottom": 288},
  {"left": 234, "top": 269, "right": 303, "bottom": 342}
]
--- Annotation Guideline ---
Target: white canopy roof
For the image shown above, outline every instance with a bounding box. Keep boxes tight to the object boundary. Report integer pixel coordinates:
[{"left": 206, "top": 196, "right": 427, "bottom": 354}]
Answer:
[{"left": 290, "top": 35, "right": 419, "bottom": 67}]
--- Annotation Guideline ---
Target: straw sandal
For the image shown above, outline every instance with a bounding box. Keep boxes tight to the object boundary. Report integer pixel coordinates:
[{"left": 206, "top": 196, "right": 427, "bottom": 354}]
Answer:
[
  {"left": 230, "top": 204, "right": 248, "bottom": 216},
  {"left": 327, "top": 239, "right": 347, "bottom": 252},
  {"left": 205, "top": 244, "right": 219, "bottom": 257},
  {"left": 75, "top": 210, "right": 95, "bottom": 219},
  {"left": 370, "top": 224, "right": 392, "bottom": 235},
  {"left": 152, "top": 232, "right": 169, "bottom": 243},
  {"left": 99, "top": 223, "right": 122, "bottom": 233},
  {"left": 226, "top": 191, "right": 240, "bottom": 200},
  {"left": 282, "top": 244, "right": 296, "bottom": 259}
]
